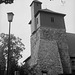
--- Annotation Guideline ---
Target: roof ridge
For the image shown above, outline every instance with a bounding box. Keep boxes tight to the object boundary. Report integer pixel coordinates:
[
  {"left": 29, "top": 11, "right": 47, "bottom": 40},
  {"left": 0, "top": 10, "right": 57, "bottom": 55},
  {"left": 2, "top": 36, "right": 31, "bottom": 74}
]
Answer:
[{"left": 35, "top": 8, "right": 66, "bottom": 17}]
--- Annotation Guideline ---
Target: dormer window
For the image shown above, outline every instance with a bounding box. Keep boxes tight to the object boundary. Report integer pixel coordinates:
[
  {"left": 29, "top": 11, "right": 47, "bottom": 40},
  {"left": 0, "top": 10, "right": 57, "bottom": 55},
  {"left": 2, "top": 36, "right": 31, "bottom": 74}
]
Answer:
[{"left": 51, "top": 17, "right": 54, "bottom": 22}]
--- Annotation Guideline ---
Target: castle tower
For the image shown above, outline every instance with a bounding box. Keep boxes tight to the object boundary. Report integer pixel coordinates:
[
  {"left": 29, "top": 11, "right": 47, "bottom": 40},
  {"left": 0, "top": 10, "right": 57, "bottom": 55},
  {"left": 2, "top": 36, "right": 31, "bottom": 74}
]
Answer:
[
  {"left": 30, "top": 0, "right": 42, "bottom": 34},
  {"left": 29, "top": 0, "right": 71, "bottom": 75}
]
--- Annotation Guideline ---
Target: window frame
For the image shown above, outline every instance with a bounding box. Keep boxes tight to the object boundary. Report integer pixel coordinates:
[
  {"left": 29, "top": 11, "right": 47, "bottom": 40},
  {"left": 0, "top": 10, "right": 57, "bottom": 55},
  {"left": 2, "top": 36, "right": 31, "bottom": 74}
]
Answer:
[
  {"left": 51, "top": 17, "right": 54, "bottom": 22},
  {"left": 36, "top": 18, "right": 38, "bottom": 25}
]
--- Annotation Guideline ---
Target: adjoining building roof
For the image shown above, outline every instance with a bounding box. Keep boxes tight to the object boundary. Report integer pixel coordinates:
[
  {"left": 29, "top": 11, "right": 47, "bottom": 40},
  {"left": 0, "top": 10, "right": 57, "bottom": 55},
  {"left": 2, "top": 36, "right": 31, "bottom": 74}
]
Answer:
[
  {"left": 30, "top": 0, "right": 42, "bottom": 6},
  {"left": 35, "top": 8, "right": 66, "bottom": 17},
  {"left": 67, "top": 33, "right": 75, "bottom": 57}
]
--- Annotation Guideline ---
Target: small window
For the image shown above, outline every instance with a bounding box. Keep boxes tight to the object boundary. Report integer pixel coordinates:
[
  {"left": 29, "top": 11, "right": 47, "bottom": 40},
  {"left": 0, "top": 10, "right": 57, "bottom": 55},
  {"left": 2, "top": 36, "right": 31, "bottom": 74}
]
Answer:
[
  {"left": 51, "top": 17, "right": 54, "bottom": 22},
  {"left": 36, "top": 18, "right": 38, "bottom": 25}
]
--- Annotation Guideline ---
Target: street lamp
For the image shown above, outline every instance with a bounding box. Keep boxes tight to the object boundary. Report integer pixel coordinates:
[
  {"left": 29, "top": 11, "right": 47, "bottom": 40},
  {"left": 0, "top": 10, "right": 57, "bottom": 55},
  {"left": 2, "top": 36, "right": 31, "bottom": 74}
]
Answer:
[
  {"left": 7, "top": 12, "right": 14, "bottom": 75},
  {"left": 7, "top": 12, "right": 14, "bottom": 22}
]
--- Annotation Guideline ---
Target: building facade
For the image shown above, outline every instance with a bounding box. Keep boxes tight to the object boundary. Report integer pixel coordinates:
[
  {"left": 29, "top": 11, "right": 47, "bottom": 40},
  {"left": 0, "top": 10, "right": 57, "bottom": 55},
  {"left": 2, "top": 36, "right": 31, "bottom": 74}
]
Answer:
[{"left": 28, "top": 0, "right": 72, "bottom": 75}]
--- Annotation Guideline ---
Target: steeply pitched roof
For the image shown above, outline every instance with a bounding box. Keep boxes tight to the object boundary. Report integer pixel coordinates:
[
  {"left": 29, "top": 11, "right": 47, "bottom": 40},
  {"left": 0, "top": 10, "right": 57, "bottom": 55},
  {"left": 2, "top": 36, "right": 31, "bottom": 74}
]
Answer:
[
  {"left": 35, "top": 8, "right": 66, "bottom": 17},
  {"left": 67, "top": 33, "right": 75, "bottom": 57},
  {"left": 29, "top": 9, "right": 66, "bottom": 25}
]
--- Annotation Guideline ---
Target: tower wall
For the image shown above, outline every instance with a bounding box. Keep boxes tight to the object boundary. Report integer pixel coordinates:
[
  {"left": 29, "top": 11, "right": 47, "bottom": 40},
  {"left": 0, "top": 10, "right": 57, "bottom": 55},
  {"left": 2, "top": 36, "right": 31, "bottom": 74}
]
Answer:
[
  {"left": 39, "top": 13, "right": 65, "bottom": 29},
  {"left": 38, "top": 39, "right": 63, "bottom": 75},
  {"left": 30, "top": 0, "right": 42, "bottom": 34},
  {"left": 30, "top": 27, "right": 71, "bottom": 75},
  {"left": 39, "top": 27, "right": 71, "bottom": 74},
  {"left": 29, "top": 1, "right": 71, "bottom": 75}
]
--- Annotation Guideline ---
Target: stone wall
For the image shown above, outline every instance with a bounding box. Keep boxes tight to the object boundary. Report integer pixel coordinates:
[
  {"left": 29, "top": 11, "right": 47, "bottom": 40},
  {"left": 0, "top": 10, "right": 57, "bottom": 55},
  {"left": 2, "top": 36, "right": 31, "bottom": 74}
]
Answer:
[
  {"left": 30, "top": 27, "right": 71, "bottom": 75},
  {"left": 40, "top": 27, "right": 71, "bottom": 73},
  {"left": 38, "top": 39, "right": 63, "bottom": 75},
  {"left": 30, "top": 28, "right": 40, "bottom": 67}
]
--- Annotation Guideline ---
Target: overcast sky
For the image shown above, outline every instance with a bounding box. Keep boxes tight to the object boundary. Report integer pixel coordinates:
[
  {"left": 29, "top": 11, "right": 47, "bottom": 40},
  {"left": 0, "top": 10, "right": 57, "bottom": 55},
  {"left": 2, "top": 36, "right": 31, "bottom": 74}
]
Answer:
[{"left": 0, "top": 0, "right": 75, "bottom": 64}]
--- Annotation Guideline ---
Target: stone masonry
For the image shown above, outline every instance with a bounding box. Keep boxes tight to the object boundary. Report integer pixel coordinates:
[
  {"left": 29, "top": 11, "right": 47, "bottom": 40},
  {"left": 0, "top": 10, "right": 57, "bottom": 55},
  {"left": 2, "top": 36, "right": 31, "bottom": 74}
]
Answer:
[{"left": 30, "top": 27, "right": 72, "bottom": 75}]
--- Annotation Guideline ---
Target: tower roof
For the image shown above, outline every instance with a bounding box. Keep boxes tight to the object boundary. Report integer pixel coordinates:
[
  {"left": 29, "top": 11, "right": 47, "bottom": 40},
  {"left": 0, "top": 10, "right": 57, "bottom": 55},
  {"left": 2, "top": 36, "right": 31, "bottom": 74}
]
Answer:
[
  {"left": 29, "top": 9, "right": 66, "bottom": 24},
  {"left": 30, "top": 0, "right": 42, "bottom": 6},
  {"left": 35, "top": 8, "right": 66, "bottom": 17}
]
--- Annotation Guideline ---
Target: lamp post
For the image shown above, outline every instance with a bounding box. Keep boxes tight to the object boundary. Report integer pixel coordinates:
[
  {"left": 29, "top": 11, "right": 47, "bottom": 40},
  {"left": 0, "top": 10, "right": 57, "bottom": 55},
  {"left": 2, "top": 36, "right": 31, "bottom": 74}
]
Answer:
[{"left": 7, "top": 12, "right": 14, "bottom": 75}]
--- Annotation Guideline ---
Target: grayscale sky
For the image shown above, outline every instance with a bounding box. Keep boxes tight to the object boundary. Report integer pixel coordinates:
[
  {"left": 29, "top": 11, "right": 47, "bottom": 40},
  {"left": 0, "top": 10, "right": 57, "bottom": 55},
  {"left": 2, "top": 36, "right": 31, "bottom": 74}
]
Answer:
[{"left": 0, "top": 0, "right": 75, "bottom": 64}]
